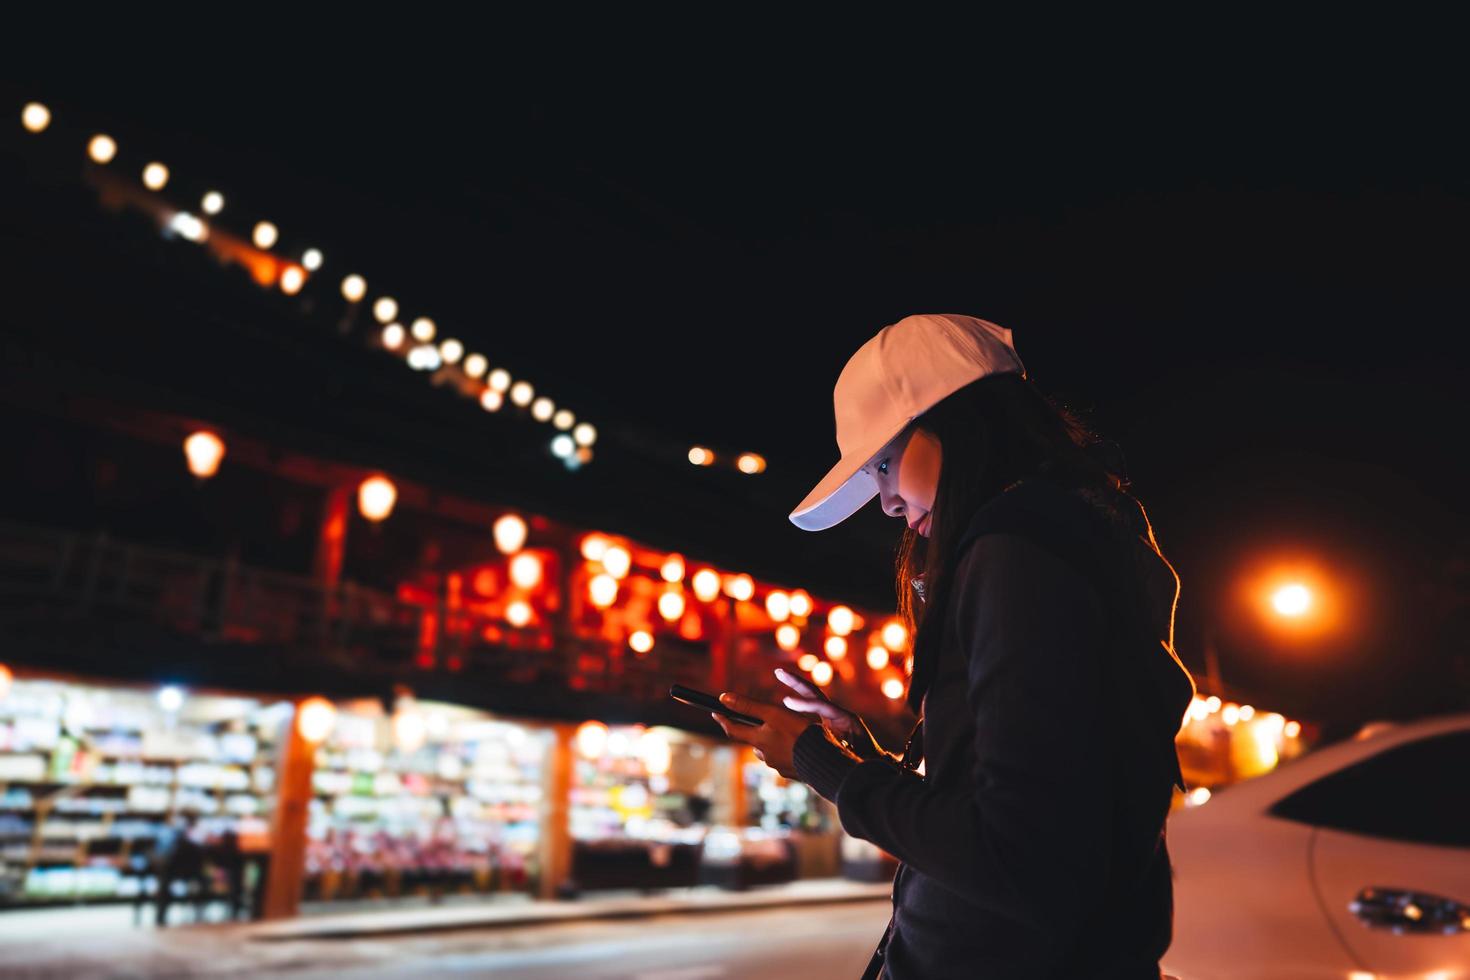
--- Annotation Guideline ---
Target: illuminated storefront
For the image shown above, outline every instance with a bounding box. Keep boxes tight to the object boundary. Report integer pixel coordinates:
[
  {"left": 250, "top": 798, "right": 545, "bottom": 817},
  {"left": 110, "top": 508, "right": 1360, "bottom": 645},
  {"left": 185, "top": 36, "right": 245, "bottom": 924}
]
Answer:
[
  {"left": 0, "top": 674, "right": 280, "bottom": 909},
  {"left": 304, "top": 698, "right": 551, "bottom": 903}
]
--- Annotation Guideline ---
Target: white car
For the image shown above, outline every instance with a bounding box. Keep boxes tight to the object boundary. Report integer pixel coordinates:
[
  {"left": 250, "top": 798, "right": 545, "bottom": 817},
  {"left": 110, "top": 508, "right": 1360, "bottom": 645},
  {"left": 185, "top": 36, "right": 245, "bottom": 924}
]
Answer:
[{"left": 1163, "top": 713, "right": 1470, "bottom": 980}]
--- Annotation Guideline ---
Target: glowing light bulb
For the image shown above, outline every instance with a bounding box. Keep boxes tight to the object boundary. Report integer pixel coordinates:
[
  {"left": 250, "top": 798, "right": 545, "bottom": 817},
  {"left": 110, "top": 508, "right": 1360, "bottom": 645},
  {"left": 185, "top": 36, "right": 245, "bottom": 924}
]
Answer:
[
  {"left": 1239, "top": 704, "right": 1255, "bottom": 721},
  {"left": 510, "top": 553, "right": 542, "bottom": 589},
  {"left": 882, "top": 677, "right": 905, "bottom": 700},
  {"left": 410, "top": 317, "right": 436, "bottom": 342},
  {"left": 658, "top": 590, "right": 686, "bottom": 621},
  {"left": 827, "top": 605, "right": 855, "bottom": 636},
  {"left": 296, "top": 697, "right": 337, "bottom": 743},
  {"left": 493, "top": 514, "right": 528, "bottom": 555},
  {"left": 589, "top": 574, "right": 618, "bottom": 609},
  {"left": 480, "top": 388, "right": 503, "bottom": 411},
  {"left": 688, "top": 446, "right": 713, "bottom": 466},
  {"left": 788, "top": 590, "right": 813, "bottom": 619},
  {"left": 382, "top": 323, "right": 406, "bottom": 349},
  {"left": 776, "top": 624, "right": 801, "bottom": 652},
  {"left": 1205, "top": 696, "right": 1222, "bottom": 713},
  {"left": 692, "top": 569, "right": 721, "bottom": 602},
  {"left": 438, "top": 338, "right": 464, "bottom": 364},
  {"left": 724, "top": 574, "right": 754, "bottom": 602},
  {"left": 737, "top": 453, "right": 766, "bottom": 474},
  {"left": 1284, "top": 720, "right": 1302, "bottom": 738},
  {"left": 811, "top": 661, "right": 833, "bottom": 686},
  {"left": 87, "top": 134, "right": 116, "bottom": 164},
  {"left": 252, "top": 221, "right": 278, "bottom": 249},
  {"left": 573, "top": 423, "right": 597, "bottom": 447},
  {"left": 201, "top": 191, "right": 225, "bottom": 215},
  {"left": 169, "top": 213, "right": 209, "bottom": 244},
  {"left": 661, "top": 554, "right": 685, "bottom": 583},
  {"left": 867, "top": 646, "right": 889, "bottom": 670},
  {"left": 21, "top": 103, "right": 50, "bottom": 133},
  {"left": 183, "top": 431, "right": 225, "bottom": 480},
  {"left": 487, "top": 368, "right": 511, "bottom": 392},
  {"left": 601, "top": 545, "right": 631, "bottom": 580},
  {"left": 1222, "top": 704, "right": 1241, "bottom": 726},
  {"left": 881, "top": 621, "right": 907, "bottom": 650},
  {"left": 551, "top": 434, "right": 575, "bottom": 458},
  {"left": 392, "top": 707, "right": 427, "bottom": 753},
  {"left": 463, "top": 354, "right": 487, "bottom": 378},
  {"left": 373, "top": 297, "right": 399, "bottom": 323},
  {"left": 506, "top": 600, "right": 532, "bottom": 627},
  {"left": 825, "top": 636, "right": 848, "bottom": 660},
  {"left": 357, "top": 476, "right": 397, "bottom": 522},
  {"left": 301, "top": 247, "right": 322, "bottom": 270},
  {"left": 581, "top": 535, "right": 610, "bottom": 562},
  {"left": 509, "top": 381, "right": 534, "bottom": 407},
  {"left": 576, "top": 721, "right": 608, "bottom": 759},
  {"left": 157, "top": 686, "right": 184, "bottom": 712},
  {"left": 407, "top": 344, "right": 441, "bottom": 370},
  {"left": 553, "top": 409, "right": 575, "bottom": 430},
  {"left": 797, "top": 652, "right": 818, "bottom": 671},
  {"left": 280, "top": 266, "right": 305, "bottom": 295},
  {"left": 142, "top": 162, "right": 169, "bottom": 190},
  {"left": 341, "top": 274, "right": 367, "bottom": 302},
  {"left": 629, "top": 630, "right": 655, "bottom": 653},
  {"left": 765, "top": 591, "right": 790, "bottom": 621},
  {"left": 531, "top": 397, "right": 554, "bottom": 422}
]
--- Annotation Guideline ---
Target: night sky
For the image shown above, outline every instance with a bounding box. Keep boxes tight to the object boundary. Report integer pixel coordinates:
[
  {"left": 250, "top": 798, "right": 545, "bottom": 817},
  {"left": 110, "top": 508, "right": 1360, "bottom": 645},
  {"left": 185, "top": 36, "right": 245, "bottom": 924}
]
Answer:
[{"left": 3, "top": 63, "right": 1466, "bottom": 740}]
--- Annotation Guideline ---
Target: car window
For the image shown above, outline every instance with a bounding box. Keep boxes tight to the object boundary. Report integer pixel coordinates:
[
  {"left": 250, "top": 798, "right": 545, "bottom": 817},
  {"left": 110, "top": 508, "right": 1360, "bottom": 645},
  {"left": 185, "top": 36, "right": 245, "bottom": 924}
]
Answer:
[{"left": 1268, "top": 730, "right": 1470, "bottom": 848}]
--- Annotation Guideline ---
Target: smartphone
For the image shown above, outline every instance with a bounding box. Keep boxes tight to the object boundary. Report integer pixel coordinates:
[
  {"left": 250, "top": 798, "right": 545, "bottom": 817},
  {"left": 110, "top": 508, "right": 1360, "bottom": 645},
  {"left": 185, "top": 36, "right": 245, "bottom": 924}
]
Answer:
[{"left": 669, "top": 683, "right": 765, "bottom": 727}]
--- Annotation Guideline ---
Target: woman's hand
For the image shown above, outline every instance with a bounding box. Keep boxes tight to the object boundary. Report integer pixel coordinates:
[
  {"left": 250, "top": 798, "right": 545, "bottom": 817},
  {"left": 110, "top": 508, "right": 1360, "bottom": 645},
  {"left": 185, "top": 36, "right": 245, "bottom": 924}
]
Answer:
[
  {"left": 774, "top": 667, "right": 886, "bottom": 760},
  {"left": 708, "top": 692, "right": 815, "bottom": 780}
]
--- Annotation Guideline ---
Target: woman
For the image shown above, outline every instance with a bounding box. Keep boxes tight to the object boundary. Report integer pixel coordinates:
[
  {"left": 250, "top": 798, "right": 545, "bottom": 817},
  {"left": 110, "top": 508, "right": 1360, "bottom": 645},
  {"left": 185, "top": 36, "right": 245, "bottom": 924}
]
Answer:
[{"left": 710, "top": 314, "right": 1196, "bottom": 979}]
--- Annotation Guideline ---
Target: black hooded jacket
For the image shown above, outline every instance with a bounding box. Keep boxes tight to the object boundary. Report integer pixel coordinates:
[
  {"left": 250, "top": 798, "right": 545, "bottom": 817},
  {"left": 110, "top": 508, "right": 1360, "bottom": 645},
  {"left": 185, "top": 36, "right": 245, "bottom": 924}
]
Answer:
[{"left": 792, "top": 473, "right": 1197, "bottom": 979}]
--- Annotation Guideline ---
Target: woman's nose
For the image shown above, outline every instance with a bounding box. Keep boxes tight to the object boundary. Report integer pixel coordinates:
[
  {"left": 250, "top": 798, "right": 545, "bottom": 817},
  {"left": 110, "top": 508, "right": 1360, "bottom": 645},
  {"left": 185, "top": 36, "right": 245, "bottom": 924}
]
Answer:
[{"left": 880, "top": 490, "right": 905, "bottom": 518}]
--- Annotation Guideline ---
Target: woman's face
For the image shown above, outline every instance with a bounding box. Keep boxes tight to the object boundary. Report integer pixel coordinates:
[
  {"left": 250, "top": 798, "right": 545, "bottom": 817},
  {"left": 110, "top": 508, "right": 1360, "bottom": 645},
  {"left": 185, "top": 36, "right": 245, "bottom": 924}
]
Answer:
[{"left": 862, "top": 424, "right": 942, "bottom": 536}]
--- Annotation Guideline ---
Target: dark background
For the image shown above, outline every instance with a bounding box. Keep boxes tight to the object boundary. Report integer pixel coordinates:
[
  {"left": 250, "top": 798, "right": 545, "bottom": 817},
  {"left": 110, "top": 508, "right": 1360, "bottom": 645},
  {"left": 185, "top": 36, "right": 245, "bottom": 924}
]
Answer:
[{"left": 2, "top": 55, "right": 1466, "bottom": 741}]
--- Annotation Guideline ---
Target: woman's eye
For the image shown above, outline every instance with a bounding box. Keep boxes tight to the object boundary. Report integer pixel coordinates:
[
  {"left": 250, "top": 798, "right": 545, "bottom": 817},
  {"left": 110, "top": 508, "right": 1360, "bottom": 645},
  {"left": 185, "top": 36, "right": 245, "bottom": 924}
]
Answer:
[{"left": 877, "top": 459, "right": 889, "bottom": 475}]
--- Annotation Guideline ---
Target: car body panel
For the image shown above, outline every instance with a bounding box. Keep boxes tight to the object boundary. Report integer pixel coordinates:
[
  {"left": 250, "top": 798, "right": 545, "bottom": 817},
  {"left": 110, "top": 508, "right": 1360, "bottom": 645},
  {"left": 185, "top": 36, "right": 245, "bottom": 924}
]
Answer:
[
  {"left": 1312, "top": 823, "right": 1470, "bottom": 975},
  {"left": 1162, "top": 713, "right": 1470, "bottom": 980}
]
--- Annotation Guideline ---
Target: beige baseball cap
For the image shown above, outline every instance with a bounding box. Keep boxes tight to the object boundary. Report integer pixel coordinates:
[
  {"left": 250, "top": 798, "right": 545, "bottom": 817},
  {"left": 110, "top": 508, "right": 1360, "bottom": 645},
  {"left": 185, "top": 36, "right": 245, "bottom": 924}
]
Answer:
[{"left": 788, "top": 314, "right": 1026, "bottom": 531}]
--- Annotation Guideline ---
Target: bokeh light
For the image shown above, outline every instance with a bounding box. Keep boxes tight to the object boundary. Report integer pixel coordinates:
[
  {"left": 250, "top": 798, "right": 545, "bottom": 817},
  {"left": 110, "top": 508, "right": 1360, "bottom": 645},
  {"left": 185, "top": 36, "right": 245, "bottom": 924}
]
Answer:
[
  {"left": 142, "top": 162, "right": 169, "bottom": 190},
  {"left": 493, "top": 514, "right": 528, "bottom": 554},
  {"left": 373, "top": 297, "right": 399, "bottom": 323},
  {"left": 357, "top": 475, "right": 397, "bottom": 522},
  {"left": 87, "top": 134, "right": 116, "bottom": 164},
  {"left": 21, "top": 103, "right": 50, "bottom": 133},
  {"left": 252, "top": 221, "right": 278, "bottom": 250}
]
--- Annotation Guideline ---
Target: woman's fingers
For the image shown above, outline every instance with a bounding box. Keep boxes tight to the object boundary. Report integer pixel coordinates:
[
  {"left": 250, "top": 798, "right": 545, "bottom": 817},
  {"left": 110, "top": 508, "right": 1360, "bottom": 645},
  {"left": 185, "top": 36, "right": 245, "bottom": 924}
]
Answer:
[
  {"left": 774, "top": 667, "right": 825, "bottom": 700},
  {"left": 782, "top": 696, "right": 841, "bottom": 719}
]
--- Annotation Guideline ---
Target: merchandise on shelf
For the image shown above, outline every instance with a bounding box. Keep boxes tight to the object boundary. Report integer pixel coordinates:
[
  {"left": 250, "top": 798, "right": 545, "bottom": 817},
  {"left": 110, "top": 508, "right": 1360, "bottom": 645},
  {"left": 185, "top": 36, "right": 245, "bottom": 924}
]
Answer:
[
  {"left": 0, "top": 677, "right": 285, "bottom": 907},
  {"left": 303, "top": 698, "right": 549, "bottom": 902}
]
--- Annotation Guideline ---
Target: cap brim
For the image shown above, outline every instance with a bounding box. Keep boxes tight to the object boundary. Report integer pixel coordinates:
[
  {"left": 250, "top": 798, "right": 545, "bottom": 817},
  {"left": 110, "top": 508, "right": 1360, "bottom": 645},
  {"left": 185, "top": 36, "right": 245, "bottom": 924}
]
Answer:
[{"left": 788, "top": 421, "right": 907, "bottom": 531}]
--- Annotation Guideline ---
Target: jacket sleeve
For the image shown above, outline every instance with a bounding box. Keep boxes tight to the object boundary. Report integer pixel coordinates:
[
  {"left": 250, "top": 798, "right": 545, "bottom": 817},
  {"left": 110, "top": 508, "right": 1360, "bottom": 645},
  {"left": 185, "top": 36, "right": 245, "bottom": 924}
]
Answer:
[{"left": 810, "top": 531, "right": 1114, "bottom": 949}]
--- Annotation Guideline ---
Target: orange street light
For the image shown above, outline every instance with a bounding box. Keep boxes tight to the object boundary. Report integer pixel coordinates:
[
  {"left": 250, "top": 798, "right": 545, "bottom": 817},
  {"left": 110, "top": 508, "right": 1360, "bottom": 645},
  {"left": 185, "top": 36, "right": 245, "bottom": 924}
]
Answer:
[{"left": 1271, "top": 583, "right": 1312, "bottom": 617}]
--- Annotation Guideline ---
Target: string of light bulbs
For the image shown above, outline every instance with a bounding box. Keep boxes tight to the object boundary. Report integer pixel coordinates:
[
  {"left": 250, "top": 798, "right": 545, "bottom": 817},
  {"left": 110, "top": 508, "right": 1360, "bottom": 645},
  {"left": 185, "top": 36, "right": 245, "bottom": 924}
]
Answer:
[{"left": 18, "top": 99, "right": 598, "bottom": 470}]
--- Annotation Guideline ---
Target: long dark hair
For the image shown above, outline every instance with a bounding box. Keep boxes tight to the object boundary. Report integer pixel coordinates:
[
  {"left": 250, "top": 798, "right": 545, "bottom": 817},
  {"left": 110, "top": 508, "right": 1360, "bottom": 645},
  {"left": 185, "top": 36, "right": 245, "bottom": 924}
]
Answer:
[{"left": 897, "top": 372, "right": 1126, "bottom": 714}]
